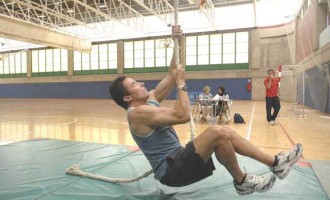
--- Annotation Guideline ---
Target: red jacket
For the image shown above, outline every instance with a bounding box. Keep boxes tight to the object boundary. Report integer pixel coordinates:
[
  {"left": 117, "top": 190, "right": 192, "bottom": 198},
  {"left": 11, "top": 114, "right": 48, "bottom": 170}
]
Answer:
[{"left": 264, "top": 77, "right": 279, "bottom": 97}]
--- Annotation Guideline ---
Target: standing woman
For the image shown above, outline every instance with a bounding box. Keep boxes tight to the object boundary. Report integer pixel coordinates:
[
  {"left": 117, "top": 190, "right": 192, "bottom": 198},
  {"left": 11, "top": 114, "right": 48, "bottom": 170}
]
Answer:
[{"left": 264, "top": 69, "right": 281, "bottom": 125}]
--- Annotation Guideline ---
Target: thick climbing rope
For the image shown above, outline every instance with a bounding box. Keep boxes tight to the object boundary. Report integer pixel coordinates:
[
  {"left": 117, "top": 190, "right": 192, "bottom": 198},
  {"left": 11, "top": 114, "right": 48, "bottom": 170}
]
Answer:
[
  {"left": 66, "top": 164, "right": 153, "bottom": 183},
  {"left": 66, "top": 0, "right": 196, "bottom": 183},
  {"left": 173, "top": 0, "right": 196, "bottom": 140}
]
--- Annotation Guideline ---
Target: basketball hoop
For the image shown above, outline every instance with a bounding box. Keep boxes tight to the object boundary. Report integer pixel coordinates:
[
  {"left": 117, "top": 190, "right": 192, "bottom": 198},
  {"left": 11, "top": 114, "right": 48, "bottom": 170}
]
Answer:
[
  {"left": 158, "top": 38, "right": 173, "bottom": 49},
  {"left": 188, "top": 0, "right": 208, "bottom": 10},
  {"left": 198, "top": 0, "right": 207, "bottom": 10}
]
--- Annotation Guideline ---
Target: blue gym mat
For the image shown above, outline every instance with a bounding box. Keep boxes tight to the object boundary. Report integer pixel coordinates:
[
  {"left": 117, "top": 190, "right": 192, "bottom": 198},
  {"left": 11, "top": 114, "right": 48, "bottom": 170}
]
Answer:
[{"left": 0, "top": 139, "right": 328, "bottom": 200}]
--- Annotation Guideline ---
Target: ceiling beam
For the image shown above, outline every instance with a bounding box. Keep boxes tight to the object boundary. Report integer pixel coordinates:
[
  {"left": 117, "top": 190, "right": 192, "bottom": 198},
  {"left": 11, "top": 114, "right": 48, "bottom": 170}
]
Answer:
[{"left": 0, "top": 15, "right": 91, "bottom": 53}]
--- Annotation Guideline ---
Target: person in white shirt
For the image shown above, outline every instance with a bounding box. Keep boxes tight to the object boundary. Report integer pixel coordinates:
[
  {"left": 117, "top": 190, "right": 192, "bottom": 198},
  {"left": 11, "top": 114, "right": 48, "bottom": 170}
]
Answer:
[{"left": 213, "top": 86, "right": 230, "bottom": 123}]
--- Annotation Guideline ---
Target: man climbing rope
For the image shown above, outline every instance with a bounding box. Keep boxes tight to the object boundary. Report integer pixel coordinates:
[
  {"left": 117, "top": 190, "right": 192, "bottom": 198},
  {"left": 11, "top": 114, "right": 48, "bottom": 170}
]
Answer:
[{"left": 109, "top": 25, "right": 303, "bottom": 195}]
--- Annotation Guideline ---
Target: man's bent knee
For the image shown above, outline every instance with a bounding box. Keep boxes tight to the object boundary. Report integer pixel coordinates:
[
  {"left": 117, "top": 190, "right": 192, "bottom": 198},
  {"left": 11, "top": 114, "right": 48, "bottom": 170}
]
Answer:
[{"left": 206, "top": 125, "right": 231, "bottom": 141}]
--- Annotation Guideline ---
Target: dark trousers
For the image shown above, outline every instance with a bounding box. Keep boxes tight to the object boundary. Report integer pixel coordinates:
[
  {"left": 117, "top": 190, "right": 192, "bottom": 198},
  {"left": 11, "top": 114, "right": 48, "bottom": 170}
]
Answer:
[{"left": 266, "top": 96, "right": 281, "bottom": 122}]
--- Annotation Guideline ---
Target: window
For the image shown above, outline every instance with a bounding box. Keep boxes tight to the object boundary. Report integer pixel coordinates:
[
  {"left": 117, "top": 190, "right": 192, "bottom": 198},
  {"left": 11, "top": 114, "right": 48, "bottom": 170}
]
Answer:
[
  {"left": 124, "top": 41, "right": 134, "bottom": 68},
  {"left": 74, "top": 51, "right": 82, "bottom": 71},
  {"left": 15, "top": 53, "right": 22, "bottom": 74},
  {"left": 32, "top": 51, "right": 39, "bottom": 73},
  {"left": 99, "top": 44, "right": 108, "bottom": 70},
  {"left": 108, "top": 43, "right": 117, "bottom": 69},
  {"left": 236, "top": 32, "right": 249, "bottom": 63},
  {"left": 124, "top": 38, "right": 172, "bottom": 71},
  {"left": 223, "top": 33, "right": 235, "bottom": 64},
  {"left": 21, "top": 53, "right": 27, "bottom": 74},
  {"left": 210, "top": 34, "right": 222, "bottom": 64},
  {"left": 134, "top": 41, "right": 144, "bottom": 68},
  {"left": 46, "top": 49, "right": 53, "bottom": 72},
  {"left": 3, "top": 56, "right": 9, "bottom": 74},
  {"left": 81, "top": 52, "right": 90, "bottom": 71},
  {"left": 166, "top": 42, "right": 173, "bottom": 67},
  {"left": 38, "top": 50, "right": 46, "bottom": 72},
  {"left": 0, "top": 57, "right": 3, "bottom": 74},
  {"left": 198, "top": 35, "right": 209, "bottom": 65},
  {"left": 155, "top": 39, "right": 166, "bottom": 67},
  {"left": 32, "top": 48, "right": 67, "bottom": 76},
  {"left": 186, "top": 36, "right": 197, "bottom": 65},
  {"left": 185, "top": 31, "right": 249, "bottom": 70},
  {"left": 74, "top": 42, "right": 117, "bottom": 74},
  {"left": 91, "top": 45, "right": 99, "bottom": 70},
  {"left": 9, "top": 53, "right": 15, "bottom": 74},
  {"left": 0, "top": 51, "right": 27, "bottom": 78},
  {"left": 145, "top": 40, "right": 155, "bottom": 68}
]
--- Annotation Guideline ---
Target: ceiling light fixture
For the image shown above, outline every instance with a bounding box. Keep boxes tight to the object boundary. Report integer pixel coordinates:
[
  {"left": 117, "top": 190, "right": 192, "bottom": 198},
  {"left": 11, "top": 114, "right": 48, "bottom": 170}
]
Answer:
[
  {"left": 66, "top": 9, "right": 75, "bottom": 13},
  {"left": 99, "top": 4, "right": 107, "bottom": 8},
  {"left": 187, "top": 0, "right": 196, "bottom": 5}
]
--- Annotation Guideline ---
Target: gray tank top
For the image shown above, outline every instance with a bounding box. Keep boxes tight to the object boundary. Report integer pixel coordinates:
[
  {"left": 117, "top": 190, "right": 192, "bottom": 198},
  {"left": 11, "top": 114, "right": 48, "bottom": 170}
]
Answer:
[{"left": 127, "top": 100, "right": 182, "bottom": 180}]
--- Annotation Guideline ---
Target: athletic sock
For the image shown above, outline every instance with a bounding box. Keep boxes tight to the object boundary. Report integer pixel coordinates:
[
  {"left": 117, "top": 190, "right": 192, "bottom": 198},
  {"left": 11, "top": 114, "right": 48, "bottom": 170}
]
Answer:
[
  {"left": 237, "top": 173, "right": 247, "bottom": 185},
  {"left": 272, "top": 155, "right": 278, "bottom": 167}
]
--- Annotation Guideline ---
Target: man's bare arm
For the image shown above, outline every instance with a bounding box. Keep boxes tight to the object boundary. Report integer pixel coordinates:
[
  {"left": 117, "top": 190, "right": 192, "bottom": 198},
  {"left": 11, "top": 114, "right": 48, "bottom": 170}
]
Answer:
[
  {"left": 265, "top": 76, "right": 272, "bottom": 89},
  {"left": 128, "top": 91, "right": 190, "bottom": 136},
  {"left": 150, "top": 26, "right": 183, "bottom": 102},
  {"left": 129, "top": 67, "right": 190, "bottom": 136}
]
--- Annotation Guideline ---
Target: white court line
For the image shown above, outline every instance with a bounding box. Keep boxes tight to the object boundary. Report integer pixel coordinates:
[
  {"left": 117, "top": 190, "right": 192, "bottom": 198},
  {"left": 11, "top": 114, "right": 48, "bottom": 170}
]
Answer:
[
  {"left": 245, "top": 102, "right": 256, "bottom": 141},
  {"left": 320, "top": 116, "right": 330, "bottom": 119}
]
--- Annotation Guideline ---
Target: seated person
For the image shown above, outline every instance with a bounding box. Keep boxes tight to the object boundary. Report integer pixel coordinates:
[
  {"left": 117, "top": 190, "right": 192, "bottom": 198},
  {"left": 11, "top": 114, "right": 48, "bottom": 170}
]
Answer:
[
  {"left": 213, "top": 86, "right": 230, "bottom": 123},
  {"left": 198, "top": 86, "right": 213, "bottom": 121}
]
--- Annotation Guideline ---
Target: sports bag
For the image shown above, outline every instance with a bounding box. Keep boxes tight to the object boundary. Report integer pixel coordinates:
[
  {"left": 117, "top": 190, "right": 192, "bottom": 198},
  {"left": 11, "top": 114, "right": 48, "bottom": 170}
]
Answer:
[{"left": 234, "top": 113, "right": 245, "bottom": 123}]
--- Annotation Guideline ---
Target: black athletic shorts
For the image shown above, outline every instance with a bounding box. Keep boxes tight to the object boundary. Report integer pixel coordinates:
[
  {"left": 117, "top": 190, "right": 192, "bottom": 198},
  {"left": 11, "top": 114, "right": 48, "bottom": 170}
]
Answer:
[{"left": 159, "top": 141, "right": 216, "bottom": 187}]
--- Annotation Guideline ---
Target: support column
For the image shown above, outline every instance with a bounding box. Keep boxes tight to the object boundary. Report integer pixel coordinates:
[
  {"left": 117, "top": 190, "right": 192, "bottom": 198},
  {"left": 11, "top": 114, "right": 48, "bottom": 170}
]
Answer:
[
  {"left": 117, "top": 40, "right": 124, "bottom": 74},
  {"left": 26, "top": 50, "right": 32, "bottom": 78},
  {"left": 67, "top": 50, "right": 74, "bottom": 76},
  {"left": 250, "top": 29, "right": 261, "bottom": 70}
]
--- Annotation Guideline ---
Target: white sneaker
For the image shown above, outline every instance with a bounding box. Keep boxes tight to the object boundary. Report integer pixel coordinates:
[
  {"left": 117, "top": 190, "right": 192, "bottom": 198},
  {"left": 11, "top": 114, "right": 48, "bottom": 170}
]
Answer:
[
  {"left": 234, "top": 173, "right": 276, "bottom": 195},
  {"left": 269, "top": 120, "right": 275, "bottom": 125},
  {"left": 271, "top": 143, "right": 303, "bottom": 179}
]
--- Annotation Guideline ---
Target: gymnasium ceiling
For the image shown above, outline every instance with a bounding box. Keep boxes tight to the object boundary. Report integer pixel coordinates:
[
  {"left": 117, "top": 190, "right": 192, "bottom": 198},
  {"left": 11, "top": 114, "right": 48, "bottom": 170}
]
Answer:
[
  {"left": 0, "top": 0, "right": 302, "bottom": 52},
  {"left": 0, "top": 0, "right": 253, "bottom": 28}
]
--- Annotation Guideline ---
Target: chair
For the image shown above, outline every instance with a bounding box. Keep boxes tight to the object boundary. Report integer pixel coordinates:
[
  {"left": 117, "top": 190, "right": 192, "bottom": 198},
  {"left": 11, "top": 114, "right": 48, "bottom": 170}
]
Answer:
[
  {"left": 192, "top": 99, "right": 201, "bottom": 120},
  {"left": 189, "top": 92, "right": 202, "bottom": 120},
  {"left": 215, "top": 98, "right": 232, "bottom": 124},
  {"left": 193, "top": 96, "right": 216, "bottom": 122}
]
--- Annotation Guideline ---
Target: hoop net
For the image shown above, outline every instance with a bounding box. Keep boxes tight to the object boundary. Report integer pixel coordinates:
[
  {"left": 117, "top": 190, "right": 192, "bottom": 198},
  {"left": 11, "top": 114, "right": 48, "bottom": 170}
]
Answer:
[
  {"left": 158, "top": 38, "right": 173, "bottom": 49},
  {"left": 280, "top": 64, "right": 330, "bottom": 118},
  {"left": 280, "top": 0, "right": 330, "bottom": 117},
  {"left": 187, "top": 0, "right": 215, "bottom": 25},
  {"left": 188, "top": 0, "right": 207, "bottom": 9}
]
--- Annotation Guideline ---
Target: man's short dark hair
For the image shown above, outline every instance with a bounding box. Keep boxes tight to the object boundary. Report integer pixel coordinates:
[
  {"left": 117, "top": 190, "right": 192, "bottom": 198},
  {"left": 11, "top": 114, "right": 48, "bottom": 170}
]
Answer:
[
  {"left": 109, "top": 76, "right": 129, "bottom": 110},
  {"left": 268, "top": 69, "right": 275, "bottom": 73}
]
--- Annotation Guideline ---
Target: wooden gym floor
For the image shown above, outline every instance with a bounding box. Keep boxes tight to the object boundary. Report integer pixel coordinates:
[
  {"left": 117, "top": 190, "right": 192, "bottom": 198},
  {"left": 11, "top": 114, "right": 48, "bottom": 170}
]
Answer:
[{"left": 0, "top": 98, "right": 329, "bottom": 161}]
